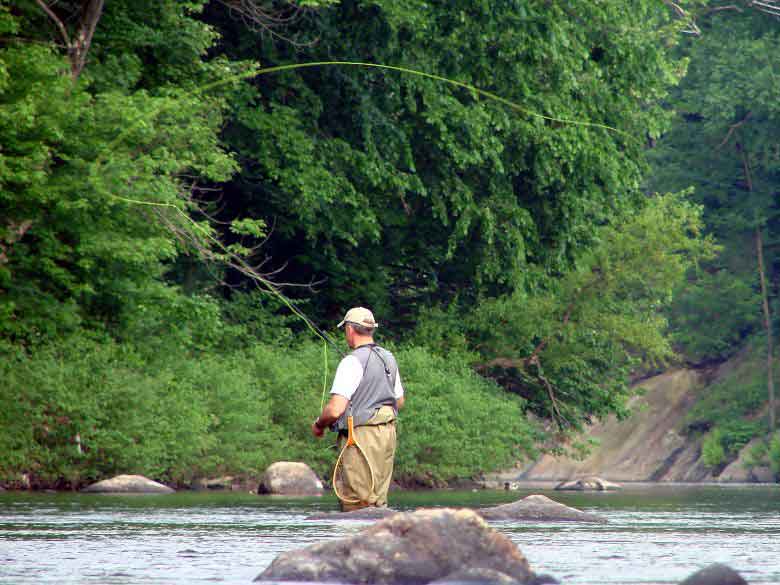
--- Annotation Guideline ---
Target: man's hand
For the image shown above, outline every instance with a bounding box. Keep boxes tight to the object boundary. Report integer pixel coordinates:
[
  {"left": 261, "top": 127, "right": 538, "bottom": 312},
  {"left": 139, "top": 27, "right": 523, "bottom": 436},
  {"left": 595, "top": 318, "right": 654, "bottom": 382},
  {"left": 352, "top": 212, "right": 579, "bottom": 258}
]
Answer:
[{"left": 311, "top": 394, "right": 348, "bottom": 439}]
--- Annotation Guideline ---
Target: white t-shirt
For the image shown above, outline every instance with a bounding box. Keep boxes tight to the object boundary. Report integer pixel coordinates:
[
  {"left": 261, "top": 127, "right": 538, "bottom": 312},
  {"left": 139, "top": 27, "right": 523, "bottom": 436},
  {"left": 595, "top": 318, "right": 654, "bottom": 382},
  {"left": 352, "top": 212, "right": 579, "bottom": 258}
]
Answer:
[{"left": 330, "top": 354, "right": 404, "bottom": 401}]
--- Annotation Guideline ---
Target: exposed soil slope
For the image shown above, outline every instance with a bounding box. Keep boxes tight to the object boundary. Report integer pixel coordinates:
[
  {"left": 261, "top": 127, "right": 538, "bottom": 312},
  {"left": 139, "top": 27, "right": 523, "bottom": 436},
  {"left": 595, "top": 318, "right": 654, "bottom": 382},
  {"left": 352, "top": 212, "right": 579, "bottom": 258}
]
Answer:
[{"left": 519, "top": 368, "right": 714, "bottom": 482}]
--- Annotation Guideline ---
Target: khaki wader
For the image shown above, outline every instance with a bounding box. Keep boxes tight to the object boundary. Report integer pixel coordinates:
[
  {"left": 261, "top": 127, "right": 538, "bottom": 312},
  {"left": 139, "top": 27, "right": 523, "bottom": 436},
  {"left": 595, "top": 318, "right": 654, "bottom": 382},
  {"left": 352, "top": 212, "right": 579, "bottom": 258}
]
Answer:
[{"left": 336, "top": 405, "right": 397, "bottom": 511}]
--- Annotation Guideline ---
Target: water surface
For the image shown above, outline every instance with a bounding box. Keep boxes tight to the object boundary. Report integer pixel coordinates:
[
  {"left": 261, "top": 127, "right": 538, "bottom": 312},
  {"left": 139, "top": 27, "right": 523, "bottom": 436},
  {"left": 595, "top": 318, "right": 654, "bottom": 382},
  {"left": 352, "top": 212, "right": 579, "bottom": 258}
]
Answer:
[{"left": 1, "top": 484, "right": 778, "bottom": 584}]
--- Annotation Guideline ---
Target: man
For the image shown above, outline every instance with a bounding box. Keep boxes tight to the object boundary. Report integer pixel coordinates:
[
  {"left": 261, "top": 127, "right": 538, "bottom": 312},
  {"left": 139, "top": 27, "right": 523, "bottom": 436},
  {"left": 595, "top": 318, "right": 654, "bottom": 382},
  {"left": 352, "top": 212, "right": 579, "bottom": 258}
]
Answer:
[{"left": 311, "top": 307, "right": 405, "bottom": 511}]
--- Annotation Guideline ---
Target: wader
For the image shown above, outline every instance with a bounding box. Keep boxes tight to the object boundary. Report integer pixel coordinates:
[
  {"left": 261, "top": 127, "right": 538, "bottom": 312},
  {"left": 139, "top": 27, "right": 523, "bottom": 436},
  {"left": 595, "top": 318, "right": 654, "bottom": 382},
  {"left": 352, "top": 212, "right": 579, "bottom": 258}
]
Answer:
[{"left": 333, "top": 344, "right": 399, "bottom": 511}]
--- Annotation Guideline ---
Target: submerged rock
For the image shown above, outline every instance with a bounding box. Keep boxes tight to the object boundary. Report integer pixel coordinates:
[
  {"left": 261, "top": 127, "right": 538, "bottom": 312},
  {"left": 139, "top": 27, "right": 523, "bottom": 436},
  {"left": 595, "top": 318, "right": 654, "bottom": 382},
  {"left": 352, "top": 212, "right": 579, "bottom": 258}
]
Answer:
[
  {"left": 679, "top": 563, "right": 748, "bottom": 585},
  {"left": 554, "top": 476, "right": 622, "bottom": 491},
  {"left": 81, "top": 474, "right": 174, "bottom": 494},
  {"left": 258, "top": 462, "right": 323, "bottom": 496},
  {"left": 478, "top": 494, "right": 607, "bottom": 523},
  {"left": 255, "top": 508, "right": 541, "bottom": 584},
  {"left": 192, "top": 476, "right": 235, "bottom": 491},
  {"left": 306, "top": 506, "right": 398, "bottom": 521},
  {"left": 749, "top": 466, "right": 775, "bottom": 483},
  {"left": 428, "top": 567, "right": 558, "bottom": 585}
]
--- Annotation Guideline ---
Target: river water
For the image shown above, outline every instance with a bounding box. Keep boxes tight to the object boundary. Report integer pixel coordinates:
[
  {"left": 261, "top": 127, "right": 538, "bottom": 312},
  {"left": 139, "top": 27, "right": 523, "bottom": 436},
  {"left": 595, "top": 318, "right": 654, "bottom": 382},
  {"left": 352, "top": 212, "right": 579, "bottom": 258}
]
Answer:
[{"left": 1, "top": 484, "right": 778, "bottom": 585}]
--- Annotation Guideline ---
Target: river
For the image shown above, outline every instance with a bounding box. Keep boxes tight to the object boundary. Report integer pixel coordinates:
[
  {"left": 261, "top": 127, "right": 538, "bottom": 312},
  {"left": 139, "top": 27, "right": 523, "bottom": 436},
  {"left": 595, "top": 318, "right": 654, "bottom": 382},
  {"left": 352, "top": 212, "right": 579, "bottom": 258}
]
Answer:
[{"left": 1, "top": 484, "right": 778, "bottom": 584}]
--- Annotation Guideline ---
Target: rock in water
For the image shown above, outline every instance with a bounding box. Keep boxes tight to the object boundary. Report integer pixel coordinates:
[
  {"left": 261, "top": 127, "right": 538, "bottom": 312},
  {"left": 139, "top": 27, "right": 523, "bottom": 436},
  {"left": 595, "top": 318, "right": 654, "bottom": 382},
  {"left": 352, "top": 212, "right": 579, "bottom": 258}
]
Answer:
[
  {"left": 255, "top": 508, "right": 540, "bottom": 584},
  {"left": 258, "top": 462, "right": 323, "bottom": 496},
  {"left": 554, "top": 476, "right": 622, "bottom": 491},
  {"left": 478, "top": 494, "right": 607, "bottom": 523},
  {"left": 81, "top": 474, "right": 174, "bottom": 494},
  {"left": 429, "top": 568, "right": 559, "bottom": 585},
  {"left": 679, "top": 564, "right": 748, "bottom": 585}
]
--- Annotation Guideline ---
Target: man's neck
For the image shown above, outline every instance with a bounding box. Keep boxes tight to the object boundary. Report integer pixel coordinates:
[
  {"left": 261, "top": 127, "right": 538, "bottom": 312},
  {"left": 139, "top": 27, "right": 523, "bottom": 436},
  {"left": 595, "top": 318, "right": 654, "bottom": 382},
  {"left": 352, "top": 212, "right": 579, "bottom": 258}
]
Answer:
[{"left": 351, "top": 338, "right": 375, "bottom": 349}]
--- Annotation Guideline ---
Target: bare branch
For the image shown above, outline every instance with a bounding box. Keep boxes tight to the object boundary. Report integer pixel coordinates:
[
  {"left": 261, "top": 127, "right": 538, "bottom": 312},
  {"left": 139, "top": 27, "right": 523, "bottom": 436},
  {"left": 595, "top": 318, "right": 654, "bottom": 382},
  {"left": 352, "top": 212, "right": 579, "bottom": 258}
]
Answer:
[
  {"left": 706, "top": 4, "right": 744, "bottom": 14},
  {"left": 750, "top": 0, "right": 780, "bottom": 16},
  {"left": 663, "top": 0, "right": 701, "bottom": 35},
  {"left": 717, "top": 111, "right": 752, "bottom": 150},
  {"left": 34, "top": 0, "right": 104, "bottom": 80},
  {"left": 35, "top": 0, "right": 71, "bottom": 46},
  {"left": 215, "top": 0, "right": 320, "bottom": 48}
]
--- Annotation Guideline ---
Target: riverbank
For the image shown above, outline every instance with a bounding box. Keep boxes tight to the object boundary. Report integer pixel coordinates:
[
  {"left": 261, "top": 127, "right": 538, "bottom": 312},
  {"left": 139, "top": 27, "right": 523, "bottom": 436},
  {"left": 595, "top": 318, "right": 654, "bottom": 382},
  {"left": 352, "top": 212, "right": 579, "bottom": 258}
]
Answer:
[{"left": 509, "top": 356, "right": 779, "bottom": 485}]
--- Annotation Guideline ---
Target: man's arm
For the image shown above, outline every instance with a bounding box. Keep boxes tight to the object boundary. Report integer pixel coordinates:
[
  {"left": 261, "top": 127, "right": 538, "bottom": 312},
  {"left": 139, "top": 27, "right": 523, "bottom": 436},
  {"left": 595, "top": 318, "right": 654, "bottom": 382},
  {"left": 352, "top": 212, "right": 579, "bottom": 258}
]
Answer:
[
  {"left": 311, "top": 394, "right": 349, "bottom": 437},
  {"left": 396, "top": 396, "right": 405, "bottom": 410}
]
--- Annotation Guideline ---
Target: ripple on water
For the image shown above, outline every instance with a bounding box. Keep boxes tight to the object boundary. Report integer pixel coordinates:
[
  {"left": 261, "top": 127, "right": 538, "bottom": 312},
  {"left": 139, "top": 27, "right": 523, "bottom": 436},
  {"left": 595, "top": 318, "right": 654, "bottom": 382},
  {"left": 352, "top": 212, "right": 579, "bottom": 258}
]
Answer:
[{"left": 1, "top": 487, "right": 779, "bottom": 585}]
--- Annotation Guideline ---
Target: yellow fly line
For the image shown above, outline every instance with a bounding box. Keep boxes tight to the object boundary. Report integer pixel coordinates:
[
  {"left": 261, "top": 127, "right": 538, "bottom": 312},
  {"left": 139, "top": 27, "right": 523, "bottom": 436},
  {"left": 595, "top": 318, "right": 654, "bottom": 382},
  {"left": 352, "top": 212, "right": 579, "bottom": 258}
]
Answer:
[
  {"left": 91, "top": 59, "right": 638, "bottom": 345},
  {"left": 331, "top": 413, "right": 376, "bottom": 506}
]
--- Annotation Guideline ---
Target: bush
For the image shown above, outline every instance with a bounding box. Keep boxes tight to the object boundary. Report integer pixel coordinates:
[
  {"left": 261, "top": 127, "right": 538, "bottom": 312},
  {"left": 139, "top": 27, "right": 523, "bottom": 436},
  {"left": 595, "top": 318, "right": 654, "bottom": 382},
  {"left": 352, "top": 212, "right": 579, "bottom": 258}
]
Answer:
[
  {"left": 392, "top": 345, "right": 538, "bottom": 483},
  {"left": 686, "top": 339, "right": 769, "bottom": 428},
  {"left": 702, "top": 429, "right": 726, "bottom": 468},
  {"left": 669, "top": 269, "right": 760, "bottom": 363},
  {"left": 0, "top": 330, "right": 281, "bottom": 486},
  {"left": 770, "top": 433, "right": 780, "bottom": 476},
  {"left": 0, "top": 326, "right": 541, "bottom": 488}
]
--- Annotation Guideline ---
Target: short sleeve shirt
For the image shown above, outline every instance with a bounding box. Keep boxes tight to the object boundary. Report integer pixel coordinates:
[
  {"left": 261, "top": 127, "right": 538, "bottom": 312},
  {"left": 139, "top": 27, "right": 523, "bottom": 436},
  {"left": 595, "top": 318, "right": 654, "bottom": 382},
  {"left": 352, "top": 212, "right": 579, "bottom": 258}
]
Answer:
[{"left": 330, "top": 354, "right": 404, "bottom": 401}]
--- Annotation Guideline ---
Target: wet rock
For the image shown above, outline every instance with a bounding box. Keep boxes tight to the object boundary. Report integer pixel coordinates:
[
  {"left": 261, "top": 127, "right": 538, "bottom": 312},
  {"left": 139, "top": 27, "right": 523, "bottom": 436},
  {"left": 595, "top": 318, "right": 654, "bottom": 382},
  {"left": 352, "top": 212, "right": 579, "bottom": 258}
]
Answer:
[
  {"left": 429, "top": 568, "right": 559, "bottom": 585},
  {"left": 679, "top": 563, "right": 748, "bottom": 585},
  {"left": 255, "top": 508, "right": 539, "bottom": 584},
  {"left": 717, "top": 439, "right": 761, "bottom": 483},
  {"left": 478, "top": 494, "right": 607, "bottom": 523},
  {"left": 554, "top": 476, "right": 621, "bottom": 491},
  {"left": 81, "top": 474, "right": 174, "bottom": 494},
  {"left": 258, "top": 462, "right": 323, "bottom": 496},
  {"left": 192, "top": 476, "right": 235, "bottom": 491},
  {"left": 749, "top": 466, "right": 775, "bottom": 483},
  {"left": 428, "top": 568, "right": 522, "bottom": 585},
  {"left": 306, "top": 506, "right": 398, "bottom": 521}
]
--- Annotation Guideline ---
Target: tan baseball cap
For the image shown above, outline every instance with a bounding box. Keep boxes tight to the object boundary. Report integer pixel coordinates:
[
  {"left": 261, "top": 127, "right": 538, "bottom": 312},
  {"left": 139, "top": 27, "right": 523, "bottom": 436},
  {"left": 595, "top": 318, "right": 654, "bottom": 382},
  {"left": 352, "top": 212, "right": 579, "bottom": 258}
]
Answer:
[{"left": 337, "top": 307, "right": 379, "bottom": 329}]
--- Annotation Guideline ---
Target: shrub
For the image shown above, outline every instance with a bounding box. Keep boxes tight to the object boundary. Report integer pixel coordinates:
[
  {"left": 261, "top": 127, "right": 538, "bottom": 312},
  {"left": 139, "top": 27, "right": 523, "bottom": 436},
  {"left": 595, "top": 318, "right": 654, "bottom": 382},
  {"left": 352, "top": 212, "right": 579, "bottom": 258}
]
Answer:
[
  {"left": 392, "top": 345, "right": 538, "bottom": 483},
  {"left": 770, "top": 433, "right": 780, "bottom": 476},
  {"left": 702, "top": 429, "right": 726, "bottom": 468}
]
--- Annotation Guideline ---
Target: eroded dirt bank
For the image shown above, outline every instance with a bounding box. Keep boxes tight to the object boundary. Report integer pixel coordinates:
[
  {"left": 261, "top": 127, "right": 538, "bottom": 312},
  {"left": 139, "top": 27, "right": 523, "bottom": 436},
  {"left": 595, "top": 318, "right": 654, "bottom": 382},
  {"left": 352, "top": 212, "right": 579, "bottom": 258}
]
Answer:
[{"left": 507, "top": 352, "right": 774, "bottom": 484}]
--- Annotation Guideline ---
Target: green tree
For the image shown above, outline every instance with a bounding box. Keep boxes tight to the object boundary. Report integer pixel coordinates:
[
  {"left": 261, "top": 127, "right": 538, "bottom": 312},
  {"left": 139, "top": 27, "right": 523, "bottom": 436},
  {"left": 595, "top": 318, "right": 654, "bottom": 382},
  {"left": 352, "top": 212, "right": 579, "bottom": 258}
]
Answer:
[
  {"left": 464, "top": 193, "right": 715, "bottom": 433},
  {"left": 649, "top": 6, "right": 780, "bottom": 430},
  {"left": 208, "top": 0, "right": 690, "bottom": 325}
]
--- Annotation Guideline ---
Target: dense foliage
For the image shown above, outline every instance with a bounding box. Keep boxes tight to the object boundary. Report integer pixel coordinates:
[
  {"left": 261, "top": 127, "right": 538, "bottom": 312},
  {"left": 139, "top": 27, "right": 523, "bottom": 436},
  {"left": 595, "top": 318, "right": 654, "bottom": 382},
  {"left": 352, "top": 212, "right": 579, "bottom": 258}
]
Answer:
[
  {"left": 0, "top": 0, "right": 725, "bottom": 488},
  {"left": 649, "top": 3, "right": 780, "bottom": 463}
]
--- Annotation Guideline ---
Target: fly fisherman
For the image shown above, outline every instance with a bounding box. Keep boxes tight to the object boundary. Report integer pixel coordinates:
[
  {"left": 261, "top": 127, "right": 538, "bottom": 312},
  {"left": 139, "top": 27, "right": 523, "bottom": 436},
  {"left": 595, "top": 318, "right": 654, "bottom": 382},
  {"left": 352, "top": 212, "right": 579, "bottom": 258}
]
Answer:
[{"left": 311, "top": 307, "right": 405, "bottom": 511}]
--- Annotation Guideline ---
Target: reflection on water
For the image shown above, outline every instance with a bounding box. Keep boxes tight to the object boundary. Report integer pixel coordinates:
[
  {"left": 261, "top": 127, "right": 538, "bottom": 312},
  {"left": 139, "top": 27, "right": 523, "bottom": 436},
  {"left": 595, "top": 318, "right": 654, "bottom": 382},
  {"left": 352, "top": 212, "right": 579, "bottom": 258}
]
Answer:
[{"left": 0, "top": 485, "right": 779, "bottom": 584}]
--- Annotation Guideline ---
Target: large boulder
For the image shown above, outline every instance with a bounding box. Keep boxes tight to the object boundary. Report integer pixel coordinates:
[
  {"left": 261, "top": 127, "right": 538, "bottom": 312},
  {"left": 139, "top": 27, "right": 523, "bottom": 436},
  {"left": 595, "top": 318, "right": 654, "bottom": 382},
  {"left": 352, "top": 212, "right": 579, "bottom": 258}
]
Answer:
[
  {"left": 478, "top": 494, "right": 607, "bottom": 523},
  {"left": 81, "top": 474, "right": 174, "bottom": 494},
  {"left": 255, "top": 508, "right": 542, "bottom": 584},
  {"left": 679, "top": 563, "right": 748, "bottom": 585},
  {"left": 258, "top": 462, "right": 323, "bottom": 496},
  {"left": 554, "top": 476, "right": 621, "bottom": 491}
]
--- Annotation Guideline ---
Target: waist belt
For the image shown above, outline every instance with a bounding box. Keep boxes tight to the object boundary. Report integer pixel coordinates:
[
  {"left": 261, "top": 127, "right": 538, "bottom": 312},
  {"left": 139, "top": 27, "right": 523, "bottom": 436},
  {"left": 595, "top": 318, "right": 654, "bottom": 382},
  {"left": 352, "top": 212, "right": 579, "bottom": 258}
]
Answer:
[{"left": 338, "top": 418, "right": 395, "bottom": 437}]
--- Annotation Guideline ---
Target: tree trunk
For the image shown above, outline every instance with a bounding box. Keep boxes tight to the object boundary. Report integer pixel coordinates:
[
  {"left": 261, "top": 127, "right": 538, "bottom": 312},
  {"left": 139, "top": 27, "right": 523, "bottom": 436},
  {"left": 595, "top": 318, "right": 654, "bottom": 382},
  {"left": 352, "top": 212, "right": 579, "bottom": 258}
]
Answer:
[
  {"left": 741, "top": 149, "right": 775, "bottom": 433},
  {"left": 756, "top": 227, "right": 776, "bottom": 433},
  {"left": 35, "top": 0, "right": 105, "bottom": 80}
]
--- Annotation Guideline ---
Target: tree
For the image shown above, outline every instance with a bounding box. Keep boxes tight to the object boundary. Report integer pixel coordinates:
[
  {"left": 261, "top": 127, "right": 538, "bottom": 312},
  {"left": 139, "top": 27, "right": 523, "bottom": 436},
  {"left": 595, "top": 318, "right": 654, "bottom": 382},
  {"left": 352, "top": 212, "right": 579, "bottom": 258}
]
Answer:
[
  {"left": 0, "top": 0, "right": 239, "bottom": 342},
  {"left": 649, "top": 6, "right": 780, "bottom": 431},
  {"left": 469, "top": 193, "right": 715, "bottom": 433},
  {"left": 205, "top": 0, "right": 691, "bottom": 327}
]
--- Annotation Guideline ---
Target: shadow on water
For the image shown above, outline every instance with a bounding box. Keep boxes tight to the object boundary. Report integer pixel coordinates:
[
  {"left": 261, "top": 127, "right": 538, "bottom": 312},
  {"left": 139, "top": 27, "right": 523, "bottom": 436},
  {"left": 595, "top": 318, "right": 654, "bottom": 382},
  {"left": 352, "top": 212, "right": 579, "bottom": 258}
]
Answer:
[{"left": 1, "top": 484, "right": 779, "bottom": 585}]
